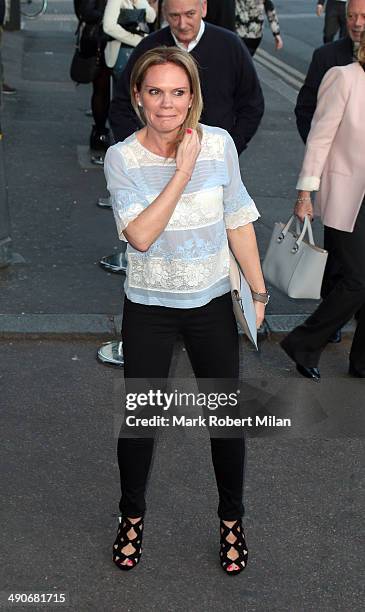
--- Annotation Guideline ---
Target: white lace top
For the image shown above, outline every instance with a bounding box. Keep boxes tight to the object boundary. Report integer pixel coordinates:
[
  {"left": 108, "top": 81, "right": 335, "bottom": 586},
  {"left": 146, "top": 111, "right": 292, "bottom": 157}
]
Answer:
[{"left": 104, "top": 124, "right": 260, "bottom": 308}]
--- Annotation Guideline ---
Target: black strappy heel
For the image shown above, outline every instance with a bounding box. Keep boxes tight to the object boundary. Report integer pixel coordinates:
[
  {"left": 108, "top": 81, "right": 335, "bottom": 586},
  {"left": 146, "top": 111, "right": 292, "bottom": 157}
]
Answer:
[
  {"left": 112, "top": 516, "right": 144, "bottom": 571},
  {"left": 219, "top": 519, "right": 248, "bottom": 575}
]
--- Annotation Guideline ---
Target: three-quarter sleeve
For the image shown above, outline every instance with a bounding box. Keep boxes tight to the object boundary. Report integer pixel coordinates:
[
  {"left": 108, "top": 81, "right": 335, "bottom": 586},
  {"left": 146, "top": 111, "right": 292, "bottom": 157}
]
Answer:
[
  {"left": 104, "top": 145, "right": 150, "bottom": 240},
  {"left": 223, "top": 133, "right": 260, "bottom": 229}
]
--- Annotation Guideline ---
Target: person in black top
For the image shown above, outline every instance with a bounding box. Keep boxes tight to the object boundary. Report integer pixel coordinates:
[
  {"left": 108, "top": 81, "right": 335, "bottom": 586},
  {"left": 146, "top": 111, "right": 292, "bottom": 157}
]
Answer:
[
  {"left": 109, "top": 0, "right": 264, "bottom": 154},
  {"left": 295, "top": 0, "right": 365, "bottom": 142},
  {"left": 294, "top": 35, "right": 353, "bottom": 143},
  {"left": 205, "top": 0, "right": 235, "bottom": 31},
  {"left": 316, "top": 0, "right": 347, "bottom": 43},
  {"left": 78, "top": 0, "right": 111, "bottom": 157}
]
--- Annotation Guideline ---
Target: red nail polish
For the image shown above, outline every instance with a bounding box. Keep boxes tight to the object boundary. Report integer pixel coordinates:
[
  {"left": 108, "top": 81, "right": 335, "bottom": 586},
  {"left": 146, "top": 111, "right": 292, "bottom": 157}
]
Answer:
[{"left": 186, "top": 128, "right": 192, "bottom": 134}]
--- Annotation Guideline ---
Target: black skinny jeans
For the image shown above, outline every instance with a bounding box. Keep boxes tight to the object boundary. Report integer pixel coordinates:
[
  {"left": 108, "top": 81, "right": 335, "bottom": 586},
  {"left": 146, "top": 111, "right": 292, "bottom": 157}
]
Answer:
[
  {"left": 118, "top": 292, "right": 245, "bottom": 521},
  {"left": 91, "top": 64, "right": 110, "bottom": 131}
]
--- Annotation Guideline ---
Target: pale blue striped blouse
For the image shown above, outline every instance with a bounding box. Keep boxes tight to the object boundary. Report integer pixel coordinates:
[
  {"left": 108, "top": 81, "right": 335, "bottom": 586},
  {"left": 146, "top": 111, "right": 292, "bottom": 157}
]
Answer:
[{"left": 104, "top": 124, "right": 260, "bottom": 308}]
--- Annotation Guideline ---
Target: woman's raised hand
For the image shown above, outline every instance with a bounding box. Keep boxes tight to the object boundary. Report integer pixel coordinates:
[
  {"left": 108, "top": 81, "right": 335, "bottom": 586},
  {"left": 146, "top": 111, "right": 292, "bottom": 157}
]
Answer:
[{"left": 175, "top": 129, "right": 201, "bottom": 180}]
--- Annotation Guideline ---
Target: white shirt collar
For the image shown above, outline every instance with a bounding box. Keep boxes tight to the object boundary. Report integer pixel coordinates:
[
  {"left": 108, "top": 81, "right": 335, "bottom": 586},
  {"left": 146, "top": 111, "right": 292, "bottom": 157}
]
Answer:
[
  {"left": 171, "top": 20, "right": 205, "bottom": 53},
  {"left": 353, "top": 41, "right": 360, "bottom": 60}
]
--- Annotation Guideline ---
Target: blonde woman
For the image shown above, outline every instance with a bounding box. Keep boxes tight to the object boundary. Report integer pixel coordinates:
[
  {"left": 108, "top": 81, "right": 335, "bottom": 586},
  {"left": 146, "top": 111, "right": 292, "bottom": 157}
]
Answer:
[
  {"left": 104, "top": 47, "right": 268, "bottom": 574},
  {"left": 103, "top": 0, "right": 156, "bottom": 76}
]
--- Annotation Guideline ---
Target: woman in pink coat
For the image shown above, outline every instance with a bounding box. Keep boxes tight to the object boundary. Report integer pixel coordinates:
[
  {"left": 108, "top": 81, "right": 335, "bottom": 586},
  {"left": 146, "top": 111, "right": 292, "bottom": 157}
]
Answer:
[{"left": 281, "top": 30, "right": 365, "bottom": 380}]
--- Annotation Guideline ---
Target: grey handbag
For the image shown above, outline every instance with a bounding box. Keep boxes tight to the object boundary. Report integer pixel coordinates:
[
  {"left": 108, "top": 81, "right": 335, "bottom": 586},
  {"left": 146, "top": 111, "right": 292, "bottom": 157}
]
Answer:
[
  {"left": 262, "top": 215, "right": 328, "bottom": 299},
  {"left": 229, "top": 251, "right": 258, "bottom": 349}
]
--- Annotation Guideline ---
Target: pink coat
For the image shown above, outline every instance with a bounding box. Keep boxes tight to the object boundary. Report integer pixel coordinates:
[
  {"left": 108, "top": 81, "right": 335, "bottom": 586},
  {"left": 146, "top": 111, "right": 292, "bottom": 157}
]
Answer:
[{"left": 297, "top": 63, "right": 365, "bottom": 232}]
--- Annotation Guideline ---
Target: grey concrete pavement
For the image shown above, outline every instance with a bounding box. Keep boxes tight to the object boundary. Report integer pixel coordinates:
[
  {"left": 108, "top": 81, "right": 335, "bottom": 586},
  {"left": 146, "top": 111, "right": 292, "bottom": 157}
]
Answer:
[
  {"left": 1, "top": 337, "right": 364, "bottom": 612},
  {"left": 0, "top": 29, "right": 122, "bottom": 323}
]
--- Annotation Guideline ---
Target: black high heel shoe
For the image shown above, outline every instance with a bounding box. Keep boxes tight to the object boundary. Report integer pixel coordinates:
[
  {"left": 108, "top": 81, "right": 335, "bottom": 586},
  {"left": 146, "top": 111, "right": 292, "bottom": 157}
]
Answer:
[
  {"left": 112, "top": 516, "right": 143, "bottom": 571},
  {"left": 220, "top": 519, "right": 248, "bottom": 575}
]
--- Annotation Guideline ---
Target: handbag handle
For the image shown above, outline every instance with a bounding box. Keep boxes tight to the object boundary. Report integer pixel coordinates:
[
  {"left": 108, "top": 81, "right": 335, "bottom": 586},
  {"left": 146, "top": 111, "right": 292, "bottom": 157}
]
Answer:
[
  {"left": 277, "top": 215, "right": 295, "bottom": 241},
  {"left": 277, "top": 215, "right": 315, "bottom": 253},
  {"left": 295, "top": 216, "right": 314, "bottom": 246}
]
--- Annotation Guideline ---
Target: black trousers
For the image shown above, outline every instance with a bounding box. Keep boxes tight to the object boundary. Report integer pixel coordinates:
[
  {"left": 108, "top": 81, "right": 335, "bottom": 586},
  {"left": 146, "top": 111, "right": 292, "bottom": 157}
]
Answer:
[
  {"left": 281, "top": 202, "right": 365, "bottom": 369},
  {"left": 321, "top": 226, "right": 344, "bottom": 299},
  {"left": 323, "top": 0, "right": 347, "bottom": 43},
  {"left": 91, "top": 64, "right": 111, "bottom": 131},
  {"left": 242, "top": 37, "right": 262, "bottom": 57},
  {"left": 118, "top": 293, "right": 245, "bottom": 520}
]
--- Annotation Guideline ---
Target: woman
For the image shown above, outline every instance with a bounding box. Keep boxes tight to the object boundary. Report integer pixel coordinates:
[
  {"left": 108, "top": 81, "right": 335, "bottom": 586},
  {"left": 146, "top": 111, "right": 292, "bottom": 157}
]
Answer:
[
  {"left": 281, "top": 31, "right": 365, "bottom": 380},
  {"left": 78, "top": 0, "right": 111, "bottom": 157},
  {"left": 104, "top": 47, "right": 268, "bottom": 574},
  {"left": 103, "top": 0, "right": 156, "bottom": 79},
  {"left": 235, "top": 0, "right": 283, "bottom": 56}
]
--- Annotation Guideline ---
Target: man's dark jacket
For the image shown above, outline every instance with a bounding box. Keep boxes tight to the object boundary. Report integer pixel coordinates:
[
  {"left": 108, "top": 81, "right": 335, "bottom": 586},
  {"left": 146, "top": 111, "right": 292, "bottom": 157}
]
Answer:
[
  {"left": 295, "top": 36, "right": 353, "bottom": 143},
  {"left": 109, "top": 23, "right": 264, "bottom": 155},
  {"left": 205, "top": 0, "right": 236, "bottom": 31}
]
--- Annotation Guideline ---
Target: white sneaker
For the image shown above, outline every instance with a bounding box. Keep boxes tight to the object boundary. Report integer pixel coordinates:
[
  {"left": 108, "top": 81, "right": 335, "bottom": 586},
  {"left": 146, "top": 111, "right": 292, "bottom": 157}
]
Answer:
[{"left": 91, "top": 154, "right": 104, "bottom": 166}]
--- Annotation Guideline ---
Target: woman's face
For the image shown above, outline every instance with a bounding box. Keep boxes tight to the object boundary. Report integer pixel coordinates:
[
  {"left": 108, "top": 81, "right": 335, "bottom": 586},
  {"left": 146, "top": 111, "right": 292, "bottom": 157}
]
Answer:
[{"left": 135, "top": 62, "right": 193, "bottom": 135}]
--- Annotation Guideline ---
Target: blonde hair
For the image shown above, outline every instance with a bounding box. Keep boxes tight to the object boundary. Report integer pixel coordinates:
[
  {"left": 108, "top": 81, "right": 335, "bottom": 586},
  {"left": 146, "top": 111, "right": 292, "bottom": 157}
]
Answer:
[
  {"left": 358, "top": 30, "right": 365, "bottom": 65},
  {"left": 130, "top": 46, "right": 203, "bottom": 147}
]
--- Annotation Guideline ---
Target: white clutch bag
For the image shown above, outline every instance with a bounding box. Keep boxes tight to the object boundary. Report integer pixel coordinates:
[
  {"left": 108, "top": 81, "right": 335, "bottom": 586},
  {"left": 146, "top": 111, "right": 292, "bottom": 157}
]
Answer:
[
  {"left": 229, "top": 251, "right": 258, "bottom": 349},
  {"left": 262, "top": 215, "right": 328, "bottom": 300}
]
